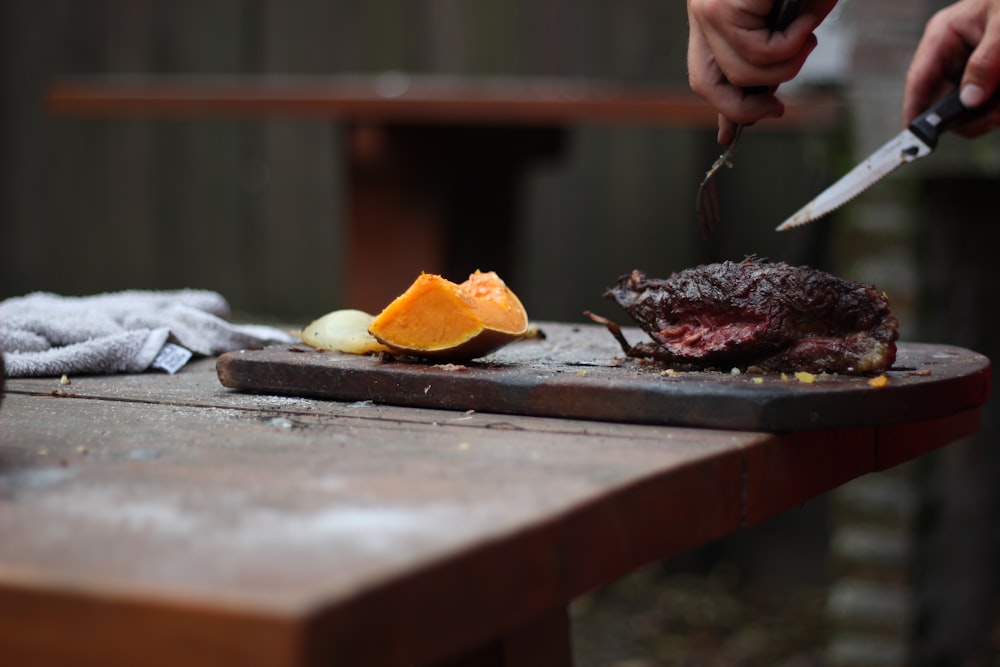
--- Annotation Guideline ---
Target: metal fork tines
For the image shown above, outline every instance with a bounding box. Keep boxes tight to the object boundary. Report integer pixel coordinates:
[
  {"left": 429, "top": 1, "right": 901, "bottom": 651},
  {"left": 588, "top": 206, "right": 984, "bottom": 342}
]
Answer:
[
  {"left": 694, "top": 1, "right": 799, "bottom": 236},
  {"left": 696, "top": 122, "right": 745, "bottom": 237}
]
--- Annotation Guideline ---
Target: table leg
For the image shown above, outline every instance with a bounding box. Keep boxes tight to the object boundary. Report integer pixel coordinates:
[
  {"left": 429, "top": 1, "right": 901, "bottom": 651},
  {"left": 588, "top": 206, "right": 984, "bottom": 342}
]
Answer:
[
  {"left": 430, "top": 607, "right": 573, "bottom": 667},
  {"left": 344, "top": 123, "right": 564, "bottom": 313},
  {"left": 345, "top": 123, "right": 447, "bottom": 312}
]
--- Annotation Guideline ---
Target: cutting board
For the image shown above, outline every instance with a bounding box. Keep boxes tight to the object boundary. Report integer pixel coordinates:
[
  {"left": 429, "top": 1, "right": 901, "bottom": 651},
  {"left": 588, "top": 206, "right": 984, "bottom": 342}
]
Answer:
[{"left": 216, "top": 322, "right": 991, "bottom": 432}]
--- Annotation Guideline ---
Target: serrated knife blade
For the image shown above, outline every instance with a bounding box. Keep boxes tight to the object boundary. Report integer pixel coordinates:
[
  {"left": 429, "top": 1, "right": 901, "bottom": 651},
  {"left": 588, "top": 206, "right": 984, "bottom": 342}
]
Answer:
[
  {"left": 776, "top": 86, "right": 997, "bottom": 231},
  {"left": 775, "top": 129, "right": 931, "bottom": 231}
]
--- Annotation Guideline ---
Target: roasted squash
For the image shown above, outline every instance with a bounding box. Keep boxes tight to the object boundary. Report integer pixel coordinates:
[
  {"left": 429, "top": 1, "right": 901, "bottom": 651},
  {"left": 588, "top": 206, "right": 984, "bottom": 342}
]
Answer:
[{"left": 369, "top": 270, "right": 529, "bottom": 360}]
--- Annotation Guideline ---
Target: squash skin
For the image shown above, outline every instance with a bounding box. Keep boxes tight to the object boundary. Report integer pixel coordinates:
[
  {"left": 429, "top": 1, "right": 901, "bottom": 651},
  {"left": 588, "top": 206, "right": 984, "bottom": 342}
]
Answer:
[{"left": 368, "top": 271, "right": 529, "bottom": 361}]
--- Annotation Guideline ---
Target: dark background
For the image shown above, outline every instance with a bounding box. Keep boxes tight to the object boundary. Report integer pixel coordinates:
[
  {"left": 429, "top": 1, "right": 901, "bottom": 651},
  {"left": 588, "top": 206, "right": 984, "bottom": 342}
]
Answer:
[
  {"left": 3, "top": 2, "right": 997, "bottom": 665},
  {"left": 0, "top": 0, "right": 835, "bottom": 323}
]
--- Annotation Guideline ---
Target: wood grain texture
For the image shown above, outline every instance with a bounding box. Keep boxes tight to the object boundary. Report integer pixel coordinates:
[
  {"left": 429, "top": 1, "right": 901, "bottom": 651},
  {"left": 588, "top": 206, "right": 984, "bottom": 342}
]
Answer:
[
  {"left": 217, "top": 323, "right": 992, "bottom": 432},
  {"left": 0, "top": 362, "right": 746, "bottom": 666},
  {"left": 0, "top": 340, "right": 988, "bottom": 666}
]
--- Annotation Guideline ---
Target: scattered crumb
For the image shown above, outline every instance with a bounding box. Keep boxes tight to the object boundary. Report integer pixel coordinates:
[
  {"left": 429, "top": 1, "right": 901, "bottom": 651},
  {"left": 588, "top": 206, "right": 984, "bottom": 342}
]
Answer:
[
  {"left": 867, "top": 374, "right": 889, "bottom": 388},
  {"left": 781, "top": 373, "right": 790, "bottom": 382},
  {"left": 432, "top": 363, "right": 468, "bottom": 372},
  {"left": 76, "top": 445, "right": 89, "bottom": 455},
  {"left": 59, "top": 374, "right": 71, "bottom": 385},
  {"left": 660, "top": 369, "right": 680, "bottom": 377},
  {"left": 576, "top": 370, "right": 587, "bottom": 377},
  {"left": 45, "top": 389, "right": 78, "bottom": 398},
  {"left": 752, "top": 377, "right": 764, "bottom": 384},
  {"left": 907, "top": 369, "right": 932, "bottom": 377},
  {"left": 795, "top": 371, "right": 816, "bottom": 384},
  {"left": 730, "top": 368, "right": 741, "bottom": 375}
]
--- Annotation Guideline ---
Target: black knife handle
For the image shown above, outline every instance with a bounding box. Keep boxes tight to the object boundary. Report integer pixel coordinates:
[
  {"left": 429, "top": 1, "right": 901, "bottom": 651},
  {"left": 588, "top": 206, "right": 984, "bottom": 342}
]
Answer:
[
  {"left": 745, "top": 0, "right": 801, "bottom": 95},
  {"left": 909, "top": 85, "right": 1000, "bottom": 148}
]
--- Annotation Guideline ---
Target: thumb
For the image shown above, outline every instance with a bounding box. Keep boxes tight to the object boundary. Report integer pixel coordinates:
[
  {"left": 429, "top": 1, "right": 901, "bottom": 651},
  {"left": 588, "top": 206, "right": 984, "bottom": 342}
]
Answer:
[{"left": 960, "top": 15, "right": 1000, "bottom": 107}]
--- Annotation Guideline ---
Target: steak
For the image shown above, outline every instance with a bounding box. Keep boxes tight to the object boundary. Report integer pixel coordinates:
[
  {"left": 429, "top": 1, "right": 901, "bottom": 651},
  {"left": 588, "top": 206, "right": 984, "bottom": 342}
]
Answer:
[{"left": 590, "top": 257, "right": 899, "bottom": 374}]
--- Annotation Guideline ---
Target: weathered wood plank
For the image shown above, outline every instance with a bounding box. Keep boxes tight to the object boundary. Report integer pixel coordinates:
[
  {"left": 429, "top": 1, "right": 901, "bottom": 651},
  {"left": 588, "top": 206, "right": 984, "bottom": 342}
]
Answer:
[
  {"left": 0, "top": 386, "right": 747, "bottom": 666},
  {"left": 0, "top": 357, "right": 749, "bottom": 441},
  {"left": 0, "top": 334, "right": 987, "bottom": 666},
  {"left": 214, "top": 323, "right": 992, "bottom": 431}
]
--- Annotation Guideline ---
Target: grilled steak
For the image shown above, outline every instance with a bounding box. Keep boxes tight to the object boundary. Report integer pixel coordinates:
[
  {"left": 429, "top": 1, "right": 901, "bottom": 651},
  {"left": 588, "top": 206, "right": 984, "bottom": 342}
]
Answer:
[{"left": 591, "top": 257, "right": 899, "bottom": 374}]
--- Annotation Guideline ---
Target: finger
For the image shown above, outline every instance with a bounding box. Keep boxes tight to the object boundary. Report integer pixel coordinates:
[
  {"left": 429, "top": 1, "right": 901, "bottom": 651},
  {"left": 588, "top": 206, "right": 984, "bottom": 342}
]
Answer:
[
  {"left": 959, "top": 8, "right": 1000, "bottom": 110},
  {"left": 687, "top": 0, "right": 796, "bottom": 129},
  {"left": 717, "top": 115, "right": 739, "bottom": 145},
  {"left": 727, "top": 13, "right": 827, "bottom": 69},
  {"left": 689, "top": 27, "right": 786, "bottom": 126},
  {"left": 688, "top": 11, "right": 728, "bottom": 105},
  {"left": 689, "top": 56, "right": 785, "bottom": 126},
  {"left": 688, "top": 18, "right": 751, "bottom": 119},
  {"left": 902, "top": 3, "right": 987, "bottom": 125},
  {"left": 708, "top": 28, "right": 819, "bottom": 88},
  {"left": 803, "top": 0, "right": 840, "bottom": 25},
  {"left": 951, "top": 106, "right": 1000, "bottom": 137},
  {"left": 903, "top": 47, "right": 955, "bottom": 125},
  {"left": 691, "top": 0, "right": 837, "bottom": 86}
]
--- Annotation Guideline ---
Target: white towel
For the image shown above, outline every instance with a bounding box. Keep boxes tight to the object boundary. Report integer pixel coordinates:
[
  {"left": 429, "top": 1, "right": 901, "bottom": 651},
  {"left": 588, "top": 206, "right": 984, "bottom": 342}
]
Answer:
[{"left": 0, "top": 289, "right": 295, "bottom": 377}]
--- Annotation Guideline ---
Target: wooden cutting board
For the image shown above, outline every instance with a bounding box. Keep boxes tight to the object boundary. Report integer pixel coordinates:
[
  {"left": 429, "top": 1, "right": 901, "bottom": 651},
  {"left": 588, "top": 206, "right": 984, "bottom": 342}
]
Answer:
[{"left": 216, "top": 322, "right": 991, "bottom": 432}]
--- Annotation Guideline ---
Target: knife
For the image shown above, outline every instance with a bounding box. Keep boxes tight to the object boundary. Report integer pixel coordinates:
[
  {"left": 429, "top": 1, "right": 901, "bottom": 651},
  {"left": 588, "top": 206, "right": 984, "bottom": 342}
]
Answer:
[{"left": 776, "top": 86, "right": 999, "bottom": 231}]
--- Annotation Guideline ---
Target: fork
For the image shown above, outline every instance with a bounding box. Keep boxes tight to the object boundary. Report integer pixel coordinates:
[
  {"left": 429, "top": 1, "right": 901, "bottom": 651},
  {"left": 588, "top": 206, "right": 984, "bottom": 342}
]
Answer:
[
  {"left": 696, "top": 0, "right": 799, "bottom": 236},
  {"left": 696, "top": 123, "right": 745, "bottom": 236}
]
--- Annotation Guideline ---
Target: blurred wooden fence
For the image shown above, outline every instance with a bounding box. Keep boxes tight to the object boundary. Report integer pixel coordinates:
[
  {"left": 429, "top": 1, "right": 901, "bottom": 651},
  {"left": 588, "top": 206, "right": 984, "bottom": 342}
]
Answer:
[{"left": 1, "top": 0, "right": 840, "bottom": 322}]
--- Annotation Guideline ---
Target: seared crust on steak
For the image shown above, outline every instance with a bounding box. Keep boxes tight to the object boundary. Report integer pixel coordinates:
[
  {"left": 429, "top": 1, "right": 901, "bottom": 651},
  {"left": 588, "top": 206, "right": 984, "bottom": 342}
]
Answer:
[{"left": 598, "top": 257, "right": 899, "bottom": 374}]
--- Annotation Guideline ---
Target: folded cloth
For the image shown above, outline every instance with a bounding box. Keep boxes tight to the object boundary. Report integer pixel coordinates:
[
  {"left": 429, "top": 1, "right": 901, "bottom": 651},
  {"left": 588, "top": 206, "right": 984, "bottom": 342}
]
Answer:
[{"left": 0, "top": 289, "right": 296, "bottom": 377}]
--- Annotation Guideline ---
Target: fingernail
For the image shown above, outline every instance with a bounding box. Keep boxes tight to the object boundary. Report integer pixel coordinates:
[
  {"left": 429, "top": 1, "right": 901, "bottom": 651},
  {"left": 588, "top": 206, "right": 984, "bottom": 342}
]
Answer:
[{"left": 960, "top": 83, "right": 986, "bottom": 108}]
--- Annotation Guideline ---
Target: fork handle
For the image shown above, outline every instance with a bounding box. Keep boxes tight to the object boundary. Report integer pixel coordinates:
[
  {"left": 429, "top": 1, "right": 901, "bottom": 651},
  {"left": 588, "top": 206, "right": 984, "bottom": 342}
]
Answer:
[
  {"left": 745, "top": 0, "right": 801, "bottom": 95},
  {"left": 767, "top": 0, "right": 800, "bottom": 32}
]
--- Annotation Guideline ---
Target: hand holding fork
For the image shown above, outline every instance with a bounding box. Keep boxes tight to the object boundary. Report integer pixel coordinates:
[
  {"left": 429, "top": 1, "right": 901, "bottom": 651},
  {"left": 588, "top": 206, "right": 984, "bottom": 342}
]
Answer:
[{"left": 694, "top": 0, "right": 802, "bottom": 235}]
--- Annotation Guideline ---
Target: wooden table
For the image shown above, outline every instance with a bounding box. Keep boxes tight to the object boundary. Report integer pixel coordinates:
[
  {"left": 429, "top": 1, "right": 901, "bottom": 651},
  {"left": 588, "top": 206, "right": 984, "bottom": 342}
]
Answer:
[
  {"left": 0, "top": 324, "right": 989, "bottom": 667},
  {"left": 45, "top": 75, "right": 843, "bottom": 312}
]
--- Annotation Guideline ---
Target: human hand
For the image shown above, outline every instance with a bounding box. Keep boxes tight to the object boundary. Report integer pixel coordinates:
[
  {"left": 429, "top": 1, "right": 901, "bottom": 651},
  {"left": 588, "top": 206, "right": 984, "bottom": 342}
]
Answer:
[
  {"left": 904, "top": 0, "right": 1000, "bottom": 138},
  {"left": 686, "top": 0, "right": 839, "bottom": 144}
]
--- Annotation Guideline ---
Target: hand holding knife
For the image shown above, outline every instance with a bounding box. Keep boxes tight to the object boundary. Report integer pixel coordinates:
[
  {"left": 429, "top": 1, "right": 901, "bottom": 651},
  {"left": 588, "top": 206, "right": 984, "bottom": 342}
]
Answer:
[
  {"left": 685, "top": 0, "right": 1000, "bottom": 233},
  {"left": 776, "top": 74, "right": 1000, "bottom": 231}
]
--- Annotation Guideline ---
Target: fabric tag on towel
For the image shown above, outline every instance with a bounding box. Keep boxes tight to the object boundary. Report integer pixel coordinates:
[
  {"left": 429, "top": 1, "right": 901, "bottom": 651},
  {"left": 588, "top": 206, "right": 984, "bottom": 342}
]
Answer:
[{"left": 150, "top": 343, "right": 193, "bottom": 374}]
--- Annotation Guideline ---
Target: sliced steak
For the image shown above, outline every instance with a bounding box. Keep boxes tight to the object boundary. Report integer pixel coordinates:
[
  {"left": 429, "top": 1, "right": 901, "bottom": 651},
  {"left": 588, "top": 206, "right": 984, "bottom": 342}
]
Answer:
[{"left": 591, "top": 257, "right": 899, "bottom": 374}]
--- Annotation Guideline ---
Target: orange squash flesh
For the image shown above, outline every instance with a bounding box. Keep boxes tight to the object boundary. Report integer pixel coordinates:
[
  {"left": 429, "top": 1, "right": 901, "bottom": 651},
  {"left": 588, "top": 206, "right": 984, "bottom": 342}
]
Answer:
[{"left": 369, "top": 271, "right": 529, "bottom": 360}]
